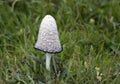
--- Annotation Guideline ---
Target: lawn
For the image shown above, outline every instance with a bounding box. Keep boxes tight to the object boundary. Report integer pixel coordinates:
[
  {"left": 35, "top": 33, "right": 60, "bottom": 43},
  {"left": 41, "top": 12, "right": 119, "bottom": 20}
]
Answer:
[{"left": 0, "top": 0, "right": 120, "bottom": 84}]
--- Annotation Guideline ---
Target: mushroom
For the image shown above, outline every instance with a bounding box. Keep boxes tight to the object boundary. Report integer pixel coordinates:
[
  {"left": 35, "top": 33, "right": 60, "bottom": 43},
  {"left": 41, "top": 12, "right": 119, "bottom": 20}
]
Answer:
[{"left": 34, "top": 15, "right": 62, "bottom": 71}]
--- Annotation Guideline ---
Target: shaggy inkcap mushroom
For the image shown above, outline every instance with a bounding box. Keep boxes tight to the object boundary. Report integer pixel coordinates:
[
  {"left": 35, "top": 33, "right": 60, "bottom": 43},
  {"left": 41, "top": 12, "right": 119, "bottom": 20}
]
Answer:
[{"left": 35, "top": 15, "right": 62, "bottom": 71}]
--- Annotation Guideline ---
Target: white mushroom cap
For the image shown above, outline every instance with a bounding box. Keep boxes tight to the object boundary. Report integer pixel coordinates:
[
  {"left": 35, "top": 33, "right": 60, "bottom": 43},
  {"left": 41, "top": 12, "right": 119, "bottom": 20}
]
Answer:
[{"left": 35, "top": 15, "right": 62, "bottom": 53}]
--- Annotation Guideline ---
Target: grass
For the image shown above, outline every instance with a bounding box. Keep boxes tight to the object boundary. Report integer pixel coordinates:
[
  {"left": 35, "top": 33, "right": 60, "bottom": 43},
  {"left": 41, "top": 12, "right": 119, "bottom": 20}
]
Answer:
[{"left": 0, "top": 0, "right": 120, "bottom": 84}]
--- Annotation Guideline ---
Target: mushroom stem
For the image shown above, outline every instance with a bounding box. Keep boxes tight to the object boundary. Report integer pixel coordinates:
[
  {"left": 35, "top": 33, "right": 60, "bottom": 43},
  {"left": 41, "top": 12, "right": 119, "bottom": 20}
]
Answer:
[{"left": 46, "top": 53, "right": 52, "bottom": 71}]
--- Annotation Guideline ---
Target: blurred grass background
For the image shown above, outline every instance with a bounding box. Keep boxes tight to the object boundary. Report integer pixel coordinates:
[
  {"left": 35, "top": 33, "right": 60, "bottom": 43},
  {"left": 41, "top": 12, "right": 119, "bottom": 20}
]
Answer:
[{"left": 0, "top": 0, "right": 120, "bottom": 84}]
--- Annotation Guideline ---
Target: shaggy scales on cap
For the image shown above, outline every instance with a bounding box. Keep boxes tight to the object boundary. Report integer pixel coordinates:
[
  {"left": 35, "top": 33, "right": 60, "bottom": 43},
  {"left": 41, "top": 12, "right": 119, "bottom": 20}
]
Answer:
[{"left": 35, "top": 15, "right": 62, "bottom": 53}]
